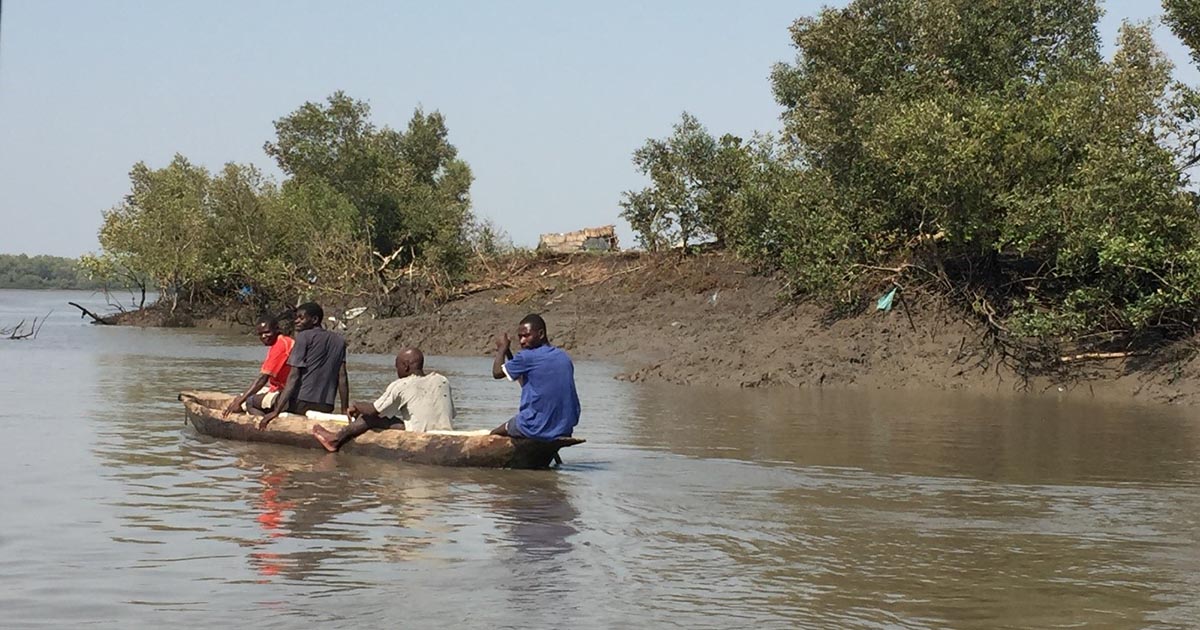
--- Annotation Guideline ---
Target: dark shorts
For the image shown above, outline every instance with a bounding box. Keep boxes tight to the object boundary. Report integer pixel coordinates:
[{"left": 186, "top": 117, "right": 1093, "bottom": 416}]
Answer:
[
  {"left": 504, "top": 415, "right": 527, "bottom": 438},
  {"left": 247, "top": 391, "right": 278, "bottom": 411},
  {"left": 289, "top": 400, "right": 334, "bottom": 415},
  {"left": 363, "top": 415, "right": 405, "bottom": 431}
]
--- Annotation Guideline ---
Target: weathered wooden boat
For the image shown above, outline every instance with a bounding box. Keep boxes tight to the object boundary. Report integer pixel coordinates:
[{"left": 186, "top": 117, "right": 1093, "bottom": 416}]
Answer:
[{"left": 179, "top": 390, "right": 584, "bottom": 469}]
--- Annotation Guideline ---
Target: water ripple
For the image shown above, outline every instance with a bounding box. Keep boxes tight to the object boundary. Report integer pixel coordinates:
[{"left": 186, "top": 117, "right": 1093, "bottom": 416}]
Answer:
[{"left": 3, "top": 297, "right": 1200, "bottom": 628}]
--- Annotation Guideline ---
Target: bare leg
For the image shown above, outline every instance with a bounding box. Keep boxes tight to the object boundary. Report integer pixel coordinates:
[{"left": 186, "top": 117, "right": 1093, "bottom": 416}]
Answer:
[{"left": 312, "top": 417, "right": 380, "bottom": 452}]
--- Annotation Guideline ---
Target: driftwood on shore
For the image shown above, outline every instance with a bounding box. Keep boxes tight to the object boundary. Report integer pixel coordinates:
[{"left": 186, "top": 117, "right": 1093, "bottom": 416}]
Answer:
[
  {"left": 1058, "top": 351, "right": 1147, "bottom": 363},
  {"left": 68, "top": 302, "right": 115, "bottom": 325}
]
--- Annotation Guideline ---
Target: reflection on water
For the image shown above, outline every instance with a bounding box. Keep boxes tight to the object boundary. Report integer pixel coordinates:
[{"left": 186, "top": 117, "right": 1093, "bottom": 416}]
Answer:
[{"left": 2, "top": 290, "right": 1200, "bottom": 629}]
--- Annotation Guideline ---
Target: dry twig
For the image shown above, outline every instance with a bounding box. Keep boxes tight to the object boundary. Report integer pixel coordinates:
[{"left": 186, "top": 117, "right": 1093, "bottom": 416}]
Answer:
[
  {"left": 3, "top": 311, "right": 50, "bottom": 340},
  {"left": 1059, "top": 351, "right": 1145, "bottom": 363}
]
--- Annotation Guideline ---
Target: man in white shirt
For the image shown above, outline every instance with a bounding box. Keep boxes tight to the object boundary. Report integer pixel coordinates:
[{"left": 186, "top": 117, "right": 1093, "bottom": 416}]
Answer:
[{"left": 312, "top": 347, "right": 455, "bottom": 452}]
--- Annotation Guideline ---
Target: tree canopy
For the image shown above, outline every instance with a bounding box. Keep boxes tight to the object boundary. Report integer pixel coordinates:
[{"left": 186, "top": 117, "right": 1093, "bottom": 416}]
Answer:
[
  {"left": 88, "top": 93, "right": 479, "bottom": 316},
  {"left": 265, "top": 92, "right": 473, "bottom": 273},
  {"left": 0, "top": 254, "right": 101, "bottom": 290},
  {"left": 1165, "top": 0, "right": 1200, "bottom": 66},
  {"left": 623, "top": 0, "right": 1200, "bottom": 353}
]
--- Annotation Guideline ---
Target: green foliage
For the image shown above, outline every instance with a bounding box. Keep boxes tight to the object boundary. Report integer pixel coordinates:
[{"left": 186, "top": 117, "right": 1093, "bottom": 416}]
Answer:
[
  {"left": 97, "top": 155, "right": 217, "bottom": 310},
  {"left": 624, "top": 0, "right": 1200, "bottom": 349},
  {"left": 91, "top": 93, "right": 480, "bottom": 317},
  {"left": 727, "top": 145, "right": 858, "bottom": 295},
  {"left": 751, "top": 1, "right": 1200, "bottom": 342},
  {"left": 265, "top": 92, "right": 474, "bottom": 276},
  {"left": 1164, "top": 0, "right": 1200, "bottom": 66},
  {"left": 76, "top": 252, "right": 150, "bottom": 308},
  {"left": 620, "top": 113, "right": 749, "bottom": 250},
  {"left": 0, "top": 254, "right": 100, "bottom": 289},
  {"left": 763, "top": 1, "right": 1200, "bottom": 341}
]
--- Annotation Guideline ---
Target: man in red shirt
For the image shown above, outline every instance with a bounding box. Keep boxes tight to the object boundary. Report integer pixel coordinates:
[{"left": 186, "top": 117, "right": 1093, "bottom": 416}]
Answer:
[{"left": 224, "top": 315, "right": 295, "bottom": 416}]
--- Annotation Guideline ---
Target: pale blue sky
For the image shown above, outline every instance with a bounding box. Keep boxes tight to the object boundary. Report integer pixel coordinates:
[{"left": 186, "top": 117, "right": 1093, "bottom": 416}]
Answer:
[{"left": 0, "top": 1, "right": 1194, "bottom": 256}]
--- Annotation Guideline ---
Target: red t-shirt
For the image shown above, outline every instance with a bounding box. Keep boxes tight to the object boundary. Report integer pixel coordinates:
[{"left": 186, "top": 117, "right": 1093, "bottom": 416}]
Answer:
[{"left": 261, "top": 335, "right": 295, "bottom": 391}]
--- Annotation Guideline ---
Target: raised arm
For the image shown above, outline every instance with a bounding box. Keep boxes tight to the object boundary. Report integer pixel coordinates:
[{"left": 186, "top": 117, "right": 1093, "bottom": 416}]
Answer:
[{"left": 492, "top": 332, "right": 513, "bottom": 379}]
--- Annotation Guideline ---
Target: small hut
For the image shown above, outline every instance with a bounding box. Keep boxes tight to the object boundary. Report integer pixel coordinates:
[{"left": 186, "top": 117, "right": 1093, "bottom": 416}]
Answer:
[{"left": 537, "top": 225, "right": 619, "bottom": 253}]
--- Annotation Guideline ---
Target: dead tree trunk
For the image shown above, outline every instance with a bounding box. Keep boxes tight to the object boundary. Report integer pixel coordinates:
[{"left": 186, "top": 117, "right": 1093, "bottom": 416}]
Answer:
[{"left": 68, "top": 302, "right": 115, "bottom": 325}]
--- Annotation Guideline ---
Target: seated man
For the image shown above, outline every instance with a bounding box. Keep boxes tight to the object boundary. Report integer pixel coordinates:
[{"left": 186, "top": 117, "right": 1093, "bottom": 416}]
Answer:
[
  {"left": 311, "top": 347, "right": 455, "bottom": 452},
  {"left": 258, "top": 302, "right": 348, "bottom": 430},
  {"left": 490, "top": 313, "right": 580, "bottom": 439},
  {"left": 223, "top": 315, "right": 294, "bottom": 417}
]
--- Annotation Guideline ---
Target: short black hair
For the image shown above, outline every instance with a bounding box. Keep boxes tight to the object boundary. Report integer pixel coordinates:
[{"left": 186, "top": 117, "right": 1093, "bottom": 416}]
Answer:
[
  {"left": 297, "top": 302, "right": 324, "bottom": 321},
  {"left": 256, "top": 314, "right": 279, "bottom": 330},
  {"left": 519, "top": 313, "right": 547, "bottom": 334}
]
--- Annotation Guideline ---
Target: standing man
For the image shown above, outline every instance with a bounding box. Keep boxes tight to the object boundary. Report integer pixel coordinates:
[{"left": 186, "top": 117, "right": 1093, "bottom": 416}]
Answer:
[
  {"left": 311, "top": 347, "right": 455, "bottom": 452},
  {"left": 224, "top": 315, "right": 294, "bottom": 416},
  {"left": 258, "top": 302, "right": 348, "bottom": 430},
  {"left": 490, "top": 313, "right": 580, "bottom": 439}
]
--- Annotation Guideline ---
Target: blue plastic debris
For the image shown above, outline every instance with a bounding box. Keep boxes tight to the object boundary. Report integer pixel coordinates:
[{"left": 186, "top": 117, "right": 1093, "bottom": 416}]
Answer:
[{"left": 876, "top": 286, "right": 897, "bottom": 312}]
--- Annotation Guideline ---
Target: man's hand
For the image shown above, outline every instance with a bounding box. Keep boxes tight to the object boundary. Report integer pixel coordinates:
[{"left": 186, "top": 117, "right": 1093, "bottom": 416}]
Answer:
[
  {"left": 258, "top": 409, "right": 279, "bottom": 430},
  {"left": 491, "top": 331, "right": 514, "bottom": 380},
  {"left": 223, "top": 396, "right": 245, "bottom": 418}
]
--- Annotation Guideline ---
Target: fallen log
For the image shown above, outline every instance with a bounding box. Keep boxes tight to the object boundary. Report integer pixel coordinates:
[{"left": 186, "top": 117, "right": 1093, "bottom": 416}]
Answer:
[{"left": 68, "top": 302, "right": 115, "bottom": 325}]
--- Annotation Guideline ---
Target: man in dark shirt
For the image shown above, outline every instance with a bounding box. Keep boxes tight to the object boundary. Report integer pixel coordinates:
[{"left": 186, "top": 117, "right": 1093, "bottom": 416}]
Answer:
[{"left": 257, "top": 302, "right": 349, "bottom": 430}]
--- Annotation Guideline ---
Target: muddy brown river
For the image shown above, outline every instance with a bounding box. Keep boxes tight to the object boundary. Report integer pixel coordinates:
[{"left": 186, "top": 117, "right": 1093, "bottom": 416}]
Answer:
[{"left": 2, "top": 290, "right": 1199, "bottom": 629}]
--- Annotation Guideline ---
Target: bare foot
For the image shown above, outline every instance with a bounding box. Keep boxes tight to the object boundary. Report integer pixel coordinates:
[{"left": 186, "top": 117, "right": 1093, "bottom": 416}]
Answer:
[{"left": 311, "top": 425, "right": 339, "bottom": 452}]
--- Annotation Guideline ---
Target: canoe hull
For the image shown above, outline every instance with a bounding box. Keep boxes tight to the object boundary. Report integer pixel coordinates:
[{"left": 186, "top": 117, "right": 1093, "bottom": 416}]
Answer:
[{"left": 179, "top": 390, "right": 583, "bottom": 469}]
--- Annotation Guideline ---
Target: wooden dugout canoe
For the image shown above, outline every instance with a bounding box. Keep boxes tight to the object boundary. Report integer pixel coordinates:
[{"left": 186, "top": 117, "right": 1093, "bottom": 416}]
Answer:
[{"left": 179, "top": 390, "right": 584, "bottom": 469}]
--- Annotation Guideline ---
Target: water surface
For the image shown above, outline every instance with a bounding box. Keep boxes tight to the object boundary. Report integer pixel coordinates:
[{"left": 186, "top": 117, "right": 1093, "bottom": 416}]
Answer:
[{"left": 1, "top": 289, "right": 1198, "bottom": 629}]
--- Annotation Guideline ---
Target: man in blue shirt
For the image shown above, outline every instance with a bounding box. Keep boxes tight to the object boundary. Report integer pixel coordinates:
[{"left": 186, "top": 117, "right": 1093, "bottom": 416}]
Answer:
[{"left": 490, "top": 313, "right": 580, "bottom": 439}]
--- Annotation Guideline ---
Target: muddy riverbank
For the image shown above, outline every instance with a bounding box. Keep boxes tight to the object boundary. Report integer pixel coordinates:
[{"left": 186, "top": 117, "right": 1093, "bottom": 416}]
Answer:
[{"left": 345, "top": 252, "right": 1200, "bottom": 406}]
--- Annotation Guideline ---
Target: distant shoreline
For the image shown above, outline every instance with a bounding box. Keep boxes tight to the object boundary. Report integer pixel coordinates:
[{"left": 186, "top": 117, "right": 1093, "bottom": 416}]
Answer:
[
  {"left": 0, "top": 253, "right": 103, "bottom": 291},
  {"left": 0, "top": 285, "right": 102, "bottom": 291}
]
